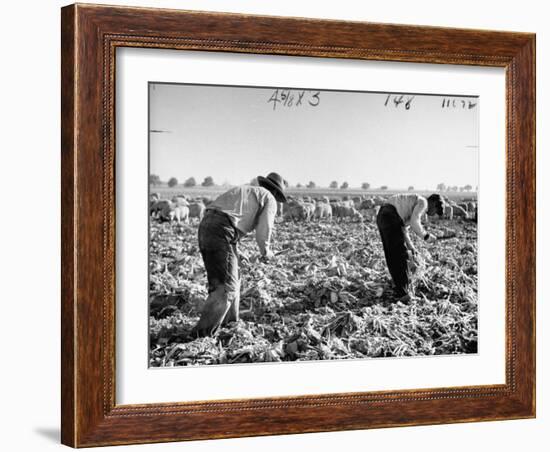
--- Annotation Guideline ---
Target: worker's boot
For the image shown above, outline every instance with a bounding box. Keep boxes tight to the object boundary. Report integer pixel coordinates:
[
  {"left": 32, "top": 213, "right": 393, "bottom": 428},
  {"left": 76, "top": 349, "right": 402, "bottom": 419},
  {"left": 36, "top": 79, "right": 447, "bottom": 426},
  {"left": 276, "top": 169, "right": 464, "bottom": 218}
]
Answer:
[{"left": 192, "top": 286, "right": 231, "bottom": 337}]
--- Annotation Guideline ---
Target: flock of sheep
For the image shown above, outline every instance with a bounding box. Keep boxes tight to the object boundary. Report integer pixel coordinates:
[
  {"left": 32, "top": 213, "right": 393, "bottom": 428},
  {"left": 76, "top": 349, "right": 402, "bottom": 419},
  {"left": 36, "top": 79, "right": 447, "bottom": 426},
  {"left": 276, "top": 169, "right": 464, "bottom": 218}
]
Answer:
[
  {"left": 149, "top": 191, "right": 477, "bottom": 224},
  {"left": 284, "top": 196, "right": 363, "bottom": 222},
  {"left": 280, "top": 194, "right": 477, "bottom": 222},
  {"left": 149, "top": 193, "right": 205, "bottom": 223}
]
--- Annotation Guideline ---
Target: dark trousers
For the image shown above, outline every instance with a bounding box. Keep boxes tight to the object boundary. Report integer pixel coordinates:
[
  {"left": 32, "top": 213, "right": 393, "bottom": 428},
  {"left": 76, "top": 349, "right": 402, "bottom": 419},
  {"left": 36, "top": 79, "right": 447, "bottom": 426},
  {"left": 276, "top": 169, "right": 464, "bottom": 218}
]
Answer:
[
  {"left": 376, "top": 204, "right": 410, "bottom": 297},
  {"left": 193, "top": 210, "right": 241, "bottom": 336}
]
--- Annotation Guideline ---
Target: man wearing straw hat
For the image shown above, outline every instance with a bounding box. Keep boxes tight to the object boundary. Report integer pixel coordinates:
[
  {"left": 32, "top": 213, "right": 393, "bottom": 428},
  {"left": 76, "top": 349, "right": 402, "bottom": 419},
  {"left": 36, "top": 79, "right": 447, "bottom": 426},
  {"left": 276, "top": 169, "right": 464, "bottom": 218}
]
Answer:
[{"left": 192, "top": 172, "right": 287, "bottom": 337}]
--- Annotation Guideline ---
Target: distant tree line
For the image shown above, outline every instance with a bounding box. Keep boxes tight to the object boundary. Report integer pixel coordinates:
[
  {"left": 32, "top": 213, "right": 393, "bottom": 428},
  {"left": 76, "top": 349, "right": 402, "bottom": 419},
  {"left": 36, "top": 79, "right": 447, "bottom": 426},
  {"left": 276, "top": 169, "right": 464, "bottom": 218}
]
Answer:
[
  {"left": 184, "top": 177, "right": 196, "bottom": 187},
  {"left": 436, "top": 183, "right": 474, "bottom": 192},
  {"left": 149, "top": 174, "right": 161, "bottom": 186},
  {"left": 149, "top": 175, "right": 217, "bottom": 188},
  {"left": 290, "top": 181, "right": 372, "bottom": 189},
  {"left": 154, "top": 174, "right": 467, "bottom": 192}
]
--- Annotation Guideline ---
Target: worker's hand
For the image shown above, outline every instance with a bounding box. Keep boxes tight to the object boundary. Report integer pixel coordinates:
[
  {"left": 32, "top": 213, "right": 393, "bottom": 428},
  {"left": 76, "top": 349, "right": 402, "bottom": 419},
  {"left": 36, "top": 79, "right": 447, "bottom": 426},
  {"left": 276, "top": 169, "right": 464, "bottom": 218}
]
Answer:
[
  {"left": 261, "top": 249, "right": 275, "bottom": 262},
  {"left": 425, "top": 233, "right": 437, "bottom": 243},
  {"left": 237, "top": 251, "right": 250, "bottom": 265},
  {"left": 408, "top": 257, "right": 418, "bottom": 274}
]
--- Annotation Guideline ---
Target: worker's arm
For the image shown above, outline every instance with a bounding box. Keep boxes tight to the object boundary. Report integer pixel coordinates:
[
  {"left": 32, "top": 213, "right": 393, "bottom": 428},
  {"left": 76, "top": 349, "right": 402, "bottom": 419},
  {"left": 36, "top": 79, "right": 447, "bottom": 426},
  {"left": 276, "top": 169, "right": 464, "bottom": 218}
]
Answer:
[
  {"left": 404, "top": 228, "right": 417, "bottom": 254},
  {"left": 255, "top": 195, "right": 278, "bottom": 258},
  {"left": 409, "top": 197, "right": 429, "bottom": 239}
]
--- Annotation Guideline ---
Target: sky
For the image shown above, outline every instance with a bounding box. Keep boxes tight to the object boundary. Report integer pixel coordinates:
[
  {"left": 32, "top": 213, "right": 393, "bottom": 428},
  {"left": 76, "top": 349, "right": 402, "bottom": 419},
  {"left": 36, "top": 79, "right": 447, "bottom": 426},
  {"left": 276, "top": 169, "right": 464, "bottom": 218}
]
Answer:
[{"left": 149, "top": 82, "right": 479, "bottom": 190}]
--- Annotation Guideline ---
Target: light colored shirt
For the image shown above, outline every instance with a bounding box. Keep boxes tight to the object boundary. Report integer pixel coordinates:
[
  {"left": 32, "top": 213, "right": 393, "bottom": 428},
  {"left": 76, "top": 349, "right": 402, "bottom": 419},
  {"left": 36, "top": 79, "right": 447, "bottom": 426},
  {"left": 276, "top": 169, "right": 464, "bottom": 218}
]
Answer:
[
  {"left": 208, "top": 185, "right": 278, "bottom": 255},
  {"left": 387, "top": 194, "right": 428, "bottom": 238}
]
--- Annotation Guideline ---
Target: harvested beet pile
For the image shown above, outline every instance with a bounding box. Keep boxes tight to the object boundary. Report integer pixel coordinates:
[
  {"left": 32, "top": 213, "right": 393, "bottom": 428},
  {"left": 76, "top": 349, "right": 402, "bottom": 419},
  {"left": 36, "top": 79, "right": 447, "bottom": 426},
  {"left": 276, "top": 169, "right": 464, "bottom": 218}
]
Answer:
[{"left": 149, "top": 218, "right": 478, "bottom": 367}]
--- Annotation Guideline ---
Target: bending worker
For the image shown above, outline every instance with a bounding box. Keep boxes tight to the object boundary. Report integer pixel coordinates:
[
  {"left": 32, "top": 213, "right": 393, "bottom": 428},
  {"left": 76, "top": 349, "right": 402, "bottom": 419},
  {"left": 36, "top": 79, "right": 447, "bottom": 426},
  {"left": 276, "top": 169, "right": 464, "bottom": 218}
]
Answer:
[
  {"left": 376, "top": 193, "right": 444, "bottom": 302},
  {"left": 192, "top": 172, "right": 287, "bottom": 337}
]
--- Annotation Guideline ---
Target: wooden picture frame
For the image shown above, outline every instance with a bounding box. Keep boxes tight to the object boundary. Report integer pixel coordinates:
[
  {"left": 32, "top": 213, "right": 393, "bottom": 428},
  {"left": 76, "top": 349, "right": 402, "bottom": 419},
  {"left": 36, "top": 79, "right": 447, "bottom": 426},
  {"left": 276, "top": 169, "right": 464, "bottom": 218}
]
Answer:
[{"left": 61, "top": 3, "right": 535, "bottom": 447}]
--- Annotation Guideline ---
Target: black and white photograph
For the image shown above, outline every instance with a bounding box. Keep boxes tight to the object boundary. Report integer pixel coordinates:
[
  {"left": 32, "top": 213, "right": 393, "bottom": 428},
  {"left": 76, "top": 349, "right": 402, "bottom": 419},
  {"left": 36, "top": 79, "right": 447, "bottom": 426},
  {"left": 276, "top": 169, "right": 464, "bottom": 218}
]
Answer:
[{"left": 148, "top": 82, "right": 479, "bottom": 367}]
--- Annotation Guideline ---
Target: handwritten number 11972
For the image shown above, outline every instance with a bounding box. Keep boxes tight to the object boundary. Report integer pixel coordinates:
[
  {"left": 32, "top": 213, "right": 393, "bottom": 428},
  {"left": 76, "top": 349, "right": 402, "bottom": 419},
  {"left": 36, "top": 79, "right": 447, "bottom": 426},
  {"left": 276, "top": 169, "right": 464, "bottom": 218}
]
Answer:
[{"left": 442, "top": 98, "right": 477, "bottom": 109}]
